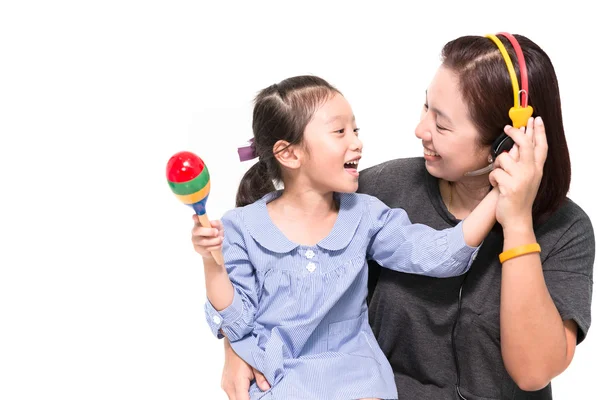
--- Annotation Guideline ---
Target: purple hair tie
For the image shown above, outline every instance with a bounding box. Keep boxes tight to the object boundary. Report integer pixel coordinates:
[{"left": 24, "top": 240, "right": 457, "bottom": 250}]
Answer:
[{"left": 237, "top": 138, "right": 257, "bottom": 162}]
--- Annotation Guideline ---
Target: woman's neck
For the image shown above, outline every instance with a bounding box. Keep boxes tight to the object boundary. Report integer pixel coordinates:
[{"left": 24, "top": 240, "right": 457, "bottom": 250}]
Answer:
[{"left": 441, "top": 176, "right": 491, "bottom": 218}]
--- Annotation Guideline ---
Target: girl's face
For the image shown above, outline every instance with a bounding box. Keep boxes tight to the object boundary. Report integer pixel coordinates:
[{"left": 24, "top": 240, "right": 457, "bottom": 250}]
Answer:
[
  {"left": 414, "top": 66, "right": 490, "bottom": 182},
  {"left": 299, "top": 92, "right": 363, "bottom": 194}
]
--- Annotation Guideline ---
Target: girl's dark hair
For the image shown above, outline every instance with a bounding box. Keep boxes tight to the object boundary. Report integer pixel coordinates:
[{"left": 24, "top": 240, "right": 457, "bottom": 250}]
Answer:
[
  {"left": 236, "top": 75, "right": 341, "bottom": 207},
  {"left": 441, "top": 34, "right": 571, "bottom": 222}
]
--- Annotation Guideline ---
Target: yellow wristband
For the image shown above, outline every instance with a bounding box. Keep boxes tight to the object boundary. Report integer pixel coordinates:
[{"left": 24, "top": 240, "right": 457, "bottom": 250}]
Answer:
[{"left": 499, "top": 243, "right": 541, "bottom": 264}]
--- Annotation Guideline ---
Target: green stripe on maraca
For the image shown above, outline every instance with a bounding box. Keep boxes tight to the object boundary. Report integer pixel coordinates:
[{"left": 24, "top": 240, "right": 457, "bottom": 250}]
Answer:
[
  {"left": 175, "top": 180, "right": 211, "bottom": 204},
  {"left": 168, "top": 167, "right": 210, "bottom": 196}
]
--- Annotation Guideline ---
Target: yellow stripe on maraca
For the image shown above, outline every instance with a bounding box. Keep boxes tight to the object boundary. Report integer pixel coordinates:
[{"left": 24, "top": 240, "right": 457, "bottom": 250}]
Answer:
[{"left": 175, "top": 180, "right": 211, "bottom": 204}]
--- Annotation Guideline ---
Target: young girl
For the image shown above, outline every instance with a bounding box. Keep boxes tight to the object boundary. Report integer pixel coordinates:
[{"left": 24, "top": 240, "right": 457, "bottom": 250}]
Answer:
[{"left": 195, "top": 75, "right": 499, "bottom": 400}]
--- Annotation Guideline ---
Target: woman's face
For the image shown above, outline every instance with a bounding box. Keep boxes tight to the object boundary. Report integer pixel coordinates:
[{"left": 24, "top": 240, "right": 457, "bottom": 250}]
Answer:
[{"left": 414, "top": 65, "right": 490, "bottom": 182}]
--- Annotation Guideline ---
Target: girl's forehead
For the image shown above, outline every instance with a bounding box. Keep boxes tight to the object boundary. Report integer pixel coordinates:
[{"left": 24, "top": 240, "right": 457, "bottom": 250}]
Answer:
[{"left": 314, "top": 93, "right": 353, "bottom": 123}]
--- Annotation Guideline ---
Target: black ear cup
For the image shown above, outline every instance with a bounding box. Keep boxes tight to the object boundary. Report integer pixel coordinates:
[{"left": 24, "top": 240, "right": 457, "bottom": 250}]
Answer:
[{"left": 491, "top": 133, "right": 514, "bottom": 162}]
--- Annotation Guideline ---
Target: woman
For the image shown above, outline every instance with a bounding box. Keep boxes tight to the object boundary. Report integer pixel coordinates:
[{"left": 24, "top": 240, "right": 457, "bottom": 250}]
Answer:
[{"left": 205, "top": 34, "right": 594, "bottom": 399}]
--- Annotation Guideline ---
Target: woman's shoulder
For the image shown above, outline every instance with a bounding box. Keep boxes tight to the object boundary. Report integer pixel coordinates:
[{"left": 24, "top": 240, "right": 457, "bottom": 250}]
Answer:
[
  {"left": 358, "top": 157, "right": 428, "bottom": 200},
  {"left": 359, "top": 157, "right": 425, "bottom": 181},
  {"left": 561, "top": 197, "right": 592, "bottom": 220},
  {"left": 537, "top": 197, "right": 595, "bottom": 271},
  {"left": 544, "top": 197, "right": 594, "bottom": 233}
]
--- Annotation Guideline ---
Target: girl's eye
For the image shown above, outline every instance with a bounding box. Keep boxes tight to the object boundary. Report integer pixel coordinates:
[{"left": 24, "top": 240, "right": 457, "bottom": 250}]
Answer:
[
  {"left": 423, "top": 103, "right": 429, "bottom": 110},
  {"left": 436, "top": 124, "right": 448, "bottom": 131},
  {"left": 335, "top": 127, "right": 360, "bottom": 134}
]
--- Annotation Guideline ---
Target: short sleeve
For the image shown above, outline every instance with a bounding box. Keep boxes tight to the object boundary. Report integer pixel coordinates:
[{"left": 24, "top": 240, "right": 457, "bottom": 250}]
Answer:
[
  {"left": 541, "top": 210, "right": 595, "bottom": 343},
  {"left": 203, "top": 209, "right": 258, "bottom": 342}
]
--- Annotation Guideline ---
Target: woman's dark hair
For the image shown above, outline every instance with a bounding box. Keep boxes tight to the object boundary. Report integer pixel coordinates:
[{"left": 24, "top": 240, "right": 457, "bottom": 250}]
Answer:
[
  {"left": 236, "top": 75, "right": 341, "bottom": 207},
  {"left": 441, "top": 34, "right": 570, "bottom": 222}
]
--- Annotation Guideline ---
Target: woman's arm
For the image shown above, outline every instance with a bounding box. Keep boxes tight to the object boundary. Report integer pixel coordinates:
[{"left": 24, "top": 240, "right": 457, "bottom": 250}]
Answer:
[
  {"left": 500, "top": 223, "right": 578, "bottom": 390},
  {"left": 220, "top": 338, "right": 271, "bottom": 400},
  {"left": 490, "top": 117, "right": 580, "bottom": 390}
]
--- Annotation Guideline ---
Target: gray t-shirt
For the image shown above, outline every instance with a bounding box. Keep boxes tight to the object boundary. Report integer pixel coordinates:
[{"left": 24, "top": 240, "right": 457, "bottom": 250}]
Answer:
[{"left": 358, "top": 157, "right": 594, "bottom": 400}]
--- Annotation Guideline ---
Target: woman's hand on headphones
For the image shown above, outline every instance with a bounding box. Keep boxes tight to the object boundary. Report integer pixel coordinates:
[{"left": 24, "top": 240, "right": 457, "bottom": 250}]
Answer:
[{"left": 489, "top": 116, "right": 548, "bottom": 228}]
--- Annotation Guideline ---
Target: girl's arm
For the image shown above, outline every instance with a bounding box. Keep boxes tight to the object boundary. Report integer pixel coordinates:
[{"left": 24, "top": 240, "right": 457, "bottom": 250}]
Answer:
[
  {"left": 460, "top": 187, "right": 499, "bottom": 246},
  {"left": 203, "top": 255, "right": 234, "bottom": 312},
  {"left": 366, "top": 189, "right": 497, "bottom": 278},
  {"left": 197, "top": 210, "right": 259, "bottom": 342}
]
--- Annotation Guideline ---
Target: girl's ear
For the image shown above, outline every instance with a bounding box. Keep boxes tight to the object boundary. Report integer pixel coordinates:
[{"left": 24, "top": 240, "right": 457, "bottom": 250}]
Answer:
[{"left": 273, "top": 140, "right": 302, "bottom": 169}]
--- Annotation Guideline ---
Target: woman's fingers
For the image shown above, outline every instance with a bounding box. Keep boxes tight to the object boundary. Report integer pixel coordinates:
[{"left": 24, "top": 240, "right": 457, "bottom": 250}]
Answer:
[
  {"left": 532, "top": 116, "right": 548, "bottom": 170},
  {"left": 502, "top": 123, "right": 534, "bottom": 163}
]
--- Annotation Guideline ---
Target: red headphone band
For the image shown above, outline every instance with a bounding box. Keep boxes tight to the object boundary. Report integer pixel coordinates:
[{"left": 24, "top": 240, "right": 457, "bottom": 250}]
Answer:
[
  {"left": 497, "top": 32, "right": 529, "bottom": 107},
  {"left": 485, "top": 32, "right": 534, "bottom": 128}
]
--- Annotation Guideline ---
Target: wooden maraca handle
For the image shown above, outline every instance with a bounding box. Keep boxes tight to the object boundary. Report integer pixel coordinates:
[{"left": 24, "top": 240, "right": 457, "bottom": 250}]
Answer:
[{"left": 197, "top": 213, "right": 225, "bottom": 266}]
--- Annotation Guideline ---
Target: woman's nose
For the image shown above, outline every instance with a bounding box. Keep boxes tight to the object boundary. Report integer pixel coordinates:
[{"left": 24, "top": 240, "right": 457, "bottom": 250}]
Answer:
[{"left": 415, "top": 119, "right": 432, "bottom": 141}]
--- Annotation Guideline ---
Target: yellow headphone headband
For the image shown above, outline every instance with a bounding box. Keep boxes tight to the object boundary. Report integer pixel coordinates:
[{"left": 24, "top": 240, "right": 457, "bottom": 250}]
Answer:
[{"left": 485, "top": 33, "right": 533, "bottom": 128}]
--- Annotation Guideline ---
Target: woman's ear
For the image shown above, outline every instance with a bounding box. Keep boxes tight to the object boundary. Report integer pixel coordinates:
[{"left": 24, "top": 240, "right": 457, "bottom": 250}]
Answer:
[{"left": 273, "top": 140, "right": 302, "bottom": 169}]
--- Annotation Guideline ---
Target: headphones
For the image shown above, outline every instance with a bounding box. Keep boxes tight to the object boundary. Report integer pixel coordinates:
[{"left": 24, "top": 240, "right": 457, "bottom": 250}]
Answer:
[
  {"left": 486, "top": 32, "right": 534, "bottom": 161},
  {"left": 465, "top": 33, "right": 534, "bottom": 176}
]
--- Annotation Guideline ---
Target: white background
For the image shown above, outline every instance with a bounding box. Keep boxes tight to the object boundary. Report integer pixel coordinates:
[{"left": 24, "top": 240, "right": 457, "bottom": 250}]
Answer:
[{"left": 1, "top": 1, "right": 598, "bottom": 399}]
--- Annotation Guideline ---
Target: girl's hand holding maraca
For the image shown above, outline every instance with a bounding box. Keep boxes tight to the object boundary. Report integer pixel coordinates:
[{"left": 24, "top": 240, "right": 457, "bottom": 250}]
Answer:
[
  {"left": 168, "top": 151, "right": 233, "bottom": 312},
  {"left": 166, "top": 150, "right": 224, "bottom": 265},
  {"left": 191, "top": 216, "right": 224, "bottom": 260}
]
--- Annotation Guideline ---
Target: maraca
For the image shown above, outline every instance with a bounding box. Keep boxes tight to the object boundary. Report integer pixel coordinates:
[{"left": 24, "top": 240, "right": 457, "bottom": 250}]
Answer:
[{"left": 166, "top": 151, "right": 224, "bottom": 265}]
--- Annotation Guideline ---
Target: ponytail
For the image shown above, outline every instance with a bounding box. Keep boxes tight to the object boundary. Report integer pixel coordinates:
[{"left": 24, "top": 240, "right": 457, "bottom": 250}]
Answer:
[{"left": 235, "top": 160, "right": 276, "bottom": 207}]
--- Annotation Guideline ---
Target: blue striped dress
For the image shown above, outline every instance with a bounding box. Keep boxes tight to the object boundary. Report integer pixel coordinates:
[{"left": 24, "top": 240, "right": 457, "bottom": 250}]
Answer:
[{"left": 204, "top": 191, "right": 479, "bottom": 399}]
